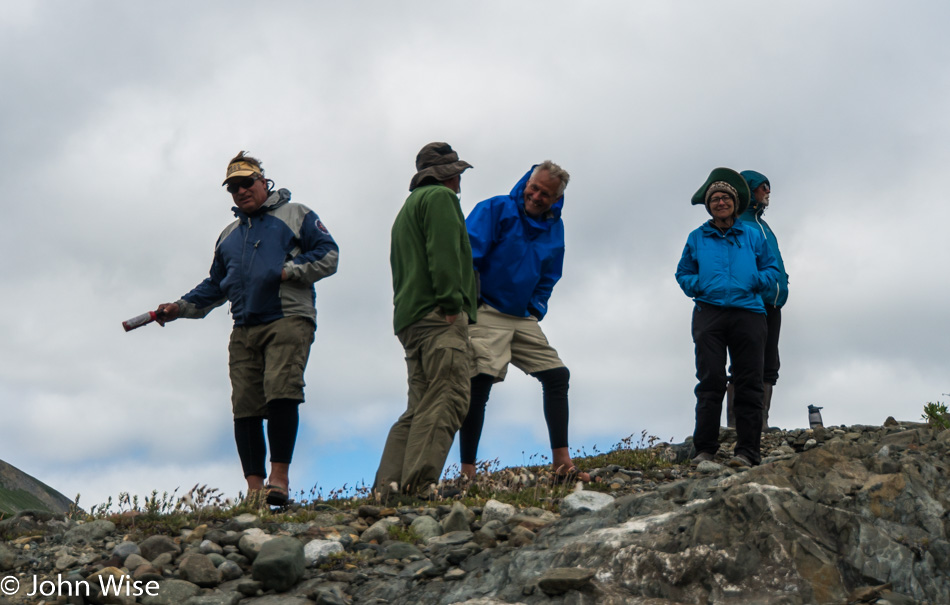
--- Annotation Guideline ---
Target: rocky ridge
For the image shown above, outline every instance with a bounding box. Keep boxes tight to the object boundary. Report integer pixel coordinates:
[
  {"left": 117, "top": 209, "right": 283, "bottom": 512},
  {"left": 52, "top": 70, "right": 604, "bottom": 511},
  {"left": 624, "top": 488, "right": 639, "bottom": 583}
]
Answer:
[{"left": 0, "top": 419, "right": 948, "bottom": 605}]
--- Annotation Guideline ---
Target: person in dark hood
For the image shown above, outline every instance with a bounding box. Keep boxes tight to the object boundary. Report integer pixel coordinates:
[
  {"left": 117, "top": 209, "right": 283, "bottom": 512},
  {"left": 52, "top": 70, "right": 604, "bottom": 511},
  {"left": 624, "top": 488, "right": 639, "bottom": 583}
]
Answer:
[
  {"left": 458, "top": 160, "right": 588, "bottom": 482},
  {"left": 154, "top": 151, "right": 339, "bottom": 506},
  {"left": 676, "top": 167, "right": 780, "bottom": 468},
  {"left": 724, "top": 170, "right": 788, "bottom": 431}
]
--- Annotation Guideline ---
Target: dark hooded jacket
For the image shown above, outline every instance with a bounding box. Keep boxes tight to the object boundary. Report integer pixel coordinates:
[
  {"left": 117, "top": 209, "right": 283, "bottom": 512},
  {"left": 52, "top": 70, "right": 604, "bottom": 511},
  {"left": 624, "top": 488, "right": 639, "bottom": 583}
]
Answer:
[
  {"left": 465, "top": 166, "right": 564, "bottom": 319},
  {"left": 739, "top": 170, "right": 789, "bottom": 308}
]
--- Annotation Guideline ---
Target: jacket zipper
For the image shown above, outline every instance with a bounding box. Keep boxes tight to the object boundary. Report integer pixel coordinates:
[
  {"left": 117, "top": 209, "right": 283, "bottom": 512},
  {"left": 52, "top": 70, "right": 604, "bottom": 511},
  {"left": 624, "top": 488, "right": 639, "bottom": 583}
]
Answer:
[{"left": 755, "top": 214, "right": 781, "bottom": 307}]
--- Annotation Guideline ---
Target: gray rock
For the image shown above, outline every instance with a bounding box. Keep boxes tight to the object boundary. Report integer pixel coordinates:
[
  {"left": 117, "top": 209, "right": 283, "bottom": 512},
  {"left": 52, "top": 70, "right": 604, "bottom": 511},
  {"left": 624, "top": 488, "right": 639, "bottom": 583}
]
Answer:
[
  {"left": 184, "top": 592, "right": 244, "bottom": 605},
  {"left": 64, "top": 519, "right": 116, "bottom": 545},
  {"left": 481, "top": 499, "right": 516, "bottom": 524},
  {"left": 177, "top": 553, "right": 222, "bottom": 587},
  {"left": 217, "top": 560, "right": 244, "bottom": 582},
  {"left": 696, "top": 459, "right": 723, "bottom": 472},
  {"left": 508, "top": 526, "right": 535, "bottom": 547},
  {"left": 140, "top": 579, "right": 201, "bottom": 605},
  {"left": 537, "top": 567, "right": 595, "bottom": 595},
  {"left": 409, "top": 514, "right": 443, "bottom": 541},
  {"left": 383, "top": 541, "right": 422, "bottom": 560},
  {"left": 238, "top": 529, "right": 273, "bottom": 561},
  {"left": 303, "top": 539, "right": 344, "bottom": 566},
  {"left": 225, "top": 513, "right": 260, "bottom": 531},
  {"left": 207, "top": 553, "right": 227, "bottom": 567},
  {"left": 478, "top": 519, "right": 504, "bottom": 540},
  {"left": 139, "top": 535, "right": 181, "bottom": 561},
  {"left": 399, "top": 558, "right": 439, "bottom": 578},
  {"left": 55, "top": 553, "right": 79, "bottom": 570},
  {"left": 361, "top": 516, "right": 400, "bottom": 544},
  {"left": 0, "top": 542, "right": 16, "bottom": 571},
  {"left": 311, "top": 583, "right": 348, "bottom": 605},
  {"left": 251, "top": 536, "right": 305, "bottom": 592},
  {"left": 199, "top": 539, "right": 223, "bottom": 555},
  {"left": 111, "top": 540, "right": 140, "bottom": 562},
  {"left": 427, "top": 530, "right": 474, "bottom": 548},
  {"left": 560, "top": 489, "right": 615, "bottom": 517},
  {"left": 233, "top": 596, "right": 311, "bottom": 604},
  {"left": 440, "top": 501, "right": 475, "bottom": 533},
  {"left": 124, "top": 553, "right": 149, "bottom": 570}
]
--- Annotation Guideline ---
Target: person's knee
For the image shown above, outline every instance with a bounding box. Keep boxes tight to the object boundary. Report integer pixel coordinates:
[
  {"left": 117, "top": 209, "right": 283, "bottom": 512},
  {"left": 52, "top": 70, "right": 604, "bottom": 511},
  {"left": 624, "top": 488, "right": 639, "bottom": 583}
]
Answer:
[{"left": 533, "top": 366, "right": 569, "bottom": 388}]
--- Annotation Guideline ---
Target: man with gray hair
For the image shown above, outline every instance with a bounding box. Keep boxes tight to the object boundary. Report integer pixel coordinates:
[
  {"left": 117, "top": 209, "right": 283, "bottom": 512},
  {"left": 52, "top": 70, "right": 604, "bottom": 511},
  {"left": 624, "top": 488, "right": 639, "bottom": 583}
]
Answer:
[
  {"left": 458, "top": 161, "right": 588, "bottom": 481},
  {"left": 374, "top": 142, "right": 478, "bottom": 500}
]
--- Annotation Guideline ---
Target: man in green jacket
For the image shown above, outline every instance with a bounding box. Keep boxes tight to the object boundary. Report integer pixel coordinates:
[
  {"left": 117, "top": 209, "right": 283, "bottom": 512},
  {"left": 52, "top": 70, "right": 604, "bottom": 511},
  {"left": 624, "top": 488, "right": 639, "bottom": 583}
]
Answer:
[{"left": 374, "top": 142, "right": 478, "bottom": 499}]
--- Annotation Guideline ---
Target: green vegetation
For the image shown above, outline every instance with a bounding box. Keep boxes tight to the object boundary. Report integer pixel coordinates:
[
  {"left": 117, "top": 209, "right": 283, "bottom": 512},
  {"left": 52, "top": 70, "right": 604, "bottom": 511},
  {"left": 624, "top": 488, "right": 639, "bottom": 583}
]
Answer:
[
  {"left": 0, "top": 487, "right": 54, "bottom": 517},
  {"left": 70, "top": 433, "right": 671, "bottom": 529},
  {"left": 575, "top": 430, "right": 674, "bottom": 471},
  {"left": 922, "top": 401, "right": 950, "bottom": 431},
  {"left": 387, "top": 524, "right": 422, "bottom": 544}
]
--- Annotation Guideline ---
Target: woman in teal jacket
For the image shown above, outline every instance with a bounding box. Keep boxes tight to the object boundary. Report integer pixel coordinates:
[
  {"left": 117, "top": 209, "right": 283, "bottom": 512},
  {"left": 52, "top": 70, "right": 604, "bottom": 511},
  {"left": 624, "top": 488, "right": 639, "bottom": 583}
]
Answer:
[{"left": 676, "top": 168, "right": 780, "bottom": 467}]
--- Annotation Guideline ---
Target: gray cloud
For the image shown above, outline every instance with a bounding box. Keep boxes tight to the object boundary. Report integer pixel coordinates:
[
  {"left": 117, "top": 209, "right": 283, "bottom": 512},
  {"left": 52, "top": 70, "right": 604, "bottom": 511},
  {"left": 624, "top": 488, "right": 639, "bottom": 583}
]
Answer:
[{"left": 2, "top": 1, "right": 948, "bottom": 506}]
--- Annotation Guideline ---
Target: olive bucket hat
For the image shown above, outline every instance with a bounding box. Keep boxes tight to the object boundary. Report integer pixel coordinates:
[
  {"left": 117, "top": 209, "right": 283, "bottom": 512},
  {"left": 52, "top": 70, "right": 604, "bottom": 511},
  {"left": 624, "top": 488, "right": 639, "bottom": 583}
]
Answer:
[
  {"left": 690, "top": 167, "right": 751, "bottom": 216},
  {"left": 409, "top": 142, "right": 472, "bottom": 191}
]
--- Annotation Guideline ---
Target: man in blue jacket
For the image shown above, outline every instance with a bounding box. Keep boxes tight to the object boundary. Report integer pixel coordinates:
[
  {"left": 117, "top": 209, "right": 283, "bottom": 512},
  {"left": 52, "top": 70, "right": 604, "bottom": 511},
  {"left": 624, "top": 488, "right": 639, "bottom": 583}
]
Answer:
[
  {"left": 458, "top": 161, "right": 587, "bottom": 481},
  {"left": 154, "top": 151, "right": 339, "bottom": 505},
  {"left": 725, "top": 170, "right": 788, "bottom": 431}
]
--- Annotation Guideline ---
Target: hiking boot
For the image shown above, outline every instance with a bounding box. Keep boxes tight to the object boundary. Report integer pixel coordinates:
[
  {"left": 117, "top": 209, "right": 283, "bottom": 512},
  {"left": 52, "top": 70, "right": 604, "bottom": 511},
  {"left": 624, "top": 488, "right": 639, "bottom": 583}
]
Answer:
[
  {"left": 727, "top": 454, "right": 752, "bottom": 468},
  {"left": 691, "top": 452, "right": 715, "bottom": 466}
]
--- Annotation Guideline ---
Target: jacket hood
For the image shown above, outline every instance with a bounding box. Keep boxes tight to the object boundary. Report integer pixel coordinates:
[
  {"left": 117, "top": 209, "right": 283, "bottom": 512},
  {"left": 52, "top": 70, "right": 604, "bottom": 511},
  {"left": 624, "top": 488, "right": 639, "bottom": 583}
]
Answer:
[
  {"left": 233, "top": 188, "right": 291, "bottom": 217},
  {"left": 740, "top": 170, "right": 769, "bottom": 216},
  {"left": 510, "top": 165, "right": 565, "bottom": 223}
]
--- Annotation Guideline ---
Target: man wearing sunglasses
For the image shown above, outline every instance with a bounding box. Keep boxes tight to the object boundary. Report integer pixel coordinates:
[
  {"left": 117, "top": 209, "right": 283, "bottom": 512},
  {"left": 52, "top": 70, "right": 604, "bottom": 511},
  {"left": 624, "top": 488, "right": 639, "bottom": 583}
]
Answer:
[{"left": 153, "top": 151, "right": 339, "bottom": 506}]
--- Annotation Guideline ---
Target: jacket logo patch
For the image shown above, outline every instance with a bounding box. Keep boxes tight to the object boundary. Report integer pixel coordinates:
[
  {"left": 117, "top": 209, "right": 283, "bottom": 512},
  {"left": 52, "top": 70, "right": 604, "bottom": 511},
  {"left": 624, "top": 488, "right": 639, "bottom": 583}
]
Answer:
[{"left": 315, "top": 219, "right": 329, "bottom": 234}]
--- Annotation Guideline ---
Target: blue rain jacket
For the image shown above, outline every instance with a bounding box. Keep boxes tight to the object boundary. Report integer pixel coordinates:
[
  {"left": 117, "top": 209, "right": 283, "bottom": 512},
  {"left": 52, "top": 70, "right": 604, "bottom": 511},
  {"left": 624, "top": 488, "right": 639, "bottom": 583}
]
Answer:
[
  {"left": 675, "top": 219, "right": 780, "bottom": 314},
  {"left": 739, "top": 170, "right": 789, "bottom": 308},
  {"left": 466, "top": 166, "right": 564, "bottom": 319}
]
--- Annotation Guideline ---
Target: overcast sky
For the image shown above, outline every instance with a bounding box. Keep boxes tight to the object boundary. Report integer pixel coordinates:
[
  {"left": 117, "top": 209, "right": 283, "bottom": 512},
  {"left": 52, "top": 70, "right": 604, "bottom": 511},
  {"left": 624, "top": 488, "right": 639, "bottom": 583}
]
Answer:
[{"left": 2, "top": 1, "right": 948, "bottom": 509}]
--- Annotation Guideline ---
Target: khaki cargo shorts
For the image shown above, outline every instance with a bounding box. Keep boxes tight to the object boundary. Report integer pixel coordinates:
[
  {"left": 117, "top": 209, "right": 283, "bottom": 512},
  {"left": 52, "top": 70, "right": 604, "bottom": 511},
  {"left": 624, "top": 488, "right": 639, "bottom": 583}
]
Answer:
[
  {"left": 469, "top": 304, "right": 564, "bottom": 382},
  {"left": 228, "top": 316, "right": 316, "bottom": 418}
]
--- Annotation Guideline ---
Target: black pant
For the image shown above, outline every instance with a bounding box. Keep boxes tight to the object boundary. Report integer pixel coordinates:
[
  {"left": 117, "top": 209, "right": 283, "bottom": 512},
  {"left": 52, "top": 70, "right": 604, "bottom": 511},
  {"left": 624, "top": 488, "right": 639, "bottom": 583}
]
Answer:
[
  {"left": 763, "top": 305, "right": 782, "bottom": 385},
  {"left": 692, "top": 303, "right": 766, "bottom": 464},
  {"left": 458, "top": 367, "right": 570, "bottom": 465},
  {"left": 233, "top": 398, "right": 300, "bottom": 478}
]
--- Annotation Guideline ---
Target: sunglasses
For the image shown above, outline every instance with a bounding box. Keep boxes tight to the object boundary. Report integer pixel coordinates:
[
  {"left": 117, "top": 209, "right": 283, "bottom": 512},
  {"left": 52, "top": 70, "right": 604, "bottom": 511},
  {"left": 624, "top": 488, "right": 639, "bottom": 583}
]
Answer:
[{"left": 226, "top": 177, "right": 258, "bottom": 193}]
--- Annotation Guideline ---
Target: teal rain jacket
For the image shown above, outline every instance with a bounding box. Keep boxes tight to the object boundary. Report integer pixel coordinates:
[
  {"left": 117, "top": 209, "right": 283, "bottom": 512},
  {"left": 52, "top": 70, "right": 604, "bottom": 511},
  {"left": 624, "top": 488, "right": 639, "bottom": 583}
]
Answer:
[
  {"left": 739, "top": 170, "right": 789, "bottom": 308},
  {"left": 466, "top": 166, "right": 564, "bottom": 319},
  {"left": 675, "top": 218, "right": 781, "bottom": 314}
]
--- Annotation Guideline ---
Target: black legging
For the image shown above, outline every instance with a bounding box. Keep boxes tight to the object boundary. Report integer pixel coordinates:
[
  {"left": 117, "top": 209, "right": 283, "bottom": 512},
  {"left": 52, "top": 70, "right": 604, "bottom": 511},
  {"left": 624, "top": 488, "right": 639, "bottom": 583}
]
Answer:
[
  {"left": 459, "top": 367, "right": 570, "bottom": 465},
  {"left": 233, "top": 398, "right": 300, "bottom": 478}
]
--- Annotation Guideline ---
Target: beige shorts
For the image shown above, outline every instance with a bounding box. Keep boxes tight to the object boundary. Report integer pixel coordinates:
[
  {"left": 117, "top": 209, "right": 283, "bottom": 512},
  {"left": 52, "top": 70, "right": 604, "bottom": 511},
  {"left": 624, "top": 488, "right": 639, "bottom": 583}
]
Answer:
[
  {"left": 228, "top": 316, "right": 316, "bottom": 418},
  {"left": 469, "top": 304, "right": 564, "bottom": 382}
]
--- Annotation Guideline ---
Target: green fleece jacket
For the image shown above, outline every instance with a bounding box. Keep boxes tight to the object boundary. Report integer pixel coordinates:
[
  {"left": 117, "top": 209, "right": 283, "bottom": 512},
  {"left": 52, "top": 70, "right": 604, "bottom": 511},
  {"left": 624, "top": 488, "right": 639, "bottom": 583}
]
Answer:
[{"left": 390, "top": 184, "right": 478, "bottom": 334}]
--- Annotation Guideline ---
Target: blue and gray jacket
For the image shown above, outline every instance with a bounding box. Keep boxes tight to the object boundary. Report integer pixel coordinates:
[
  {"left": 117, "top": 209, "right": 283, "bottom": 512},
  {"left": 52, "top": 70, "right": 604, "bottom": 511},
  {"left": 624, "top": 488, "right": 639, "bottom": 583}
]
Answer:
[
  {"left": 466, "top": 166, "right": 564, "bottom": 320},
  {"left": 178, "top": 188, "right": 339, "bottom": 327},
  {"left": 739, "top": 170, "right": 788, "bottom": 308},
  {"left": 675, "top": 218, "right": 780, "bottom": 314}
]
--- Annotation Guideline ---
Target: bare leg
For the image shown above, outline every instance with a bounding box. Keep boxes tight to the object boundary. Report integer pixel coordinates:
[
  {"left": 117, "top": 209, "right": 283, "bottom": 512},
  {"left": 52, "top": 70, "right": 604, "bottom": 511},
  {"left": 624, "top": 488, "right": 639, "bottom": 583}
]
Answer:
[
  {"left": 461, "top": 463, "right": 476, "bottom": 480},
  {"left": 268, "top": 462, "right": 290, "bottom": 494}
]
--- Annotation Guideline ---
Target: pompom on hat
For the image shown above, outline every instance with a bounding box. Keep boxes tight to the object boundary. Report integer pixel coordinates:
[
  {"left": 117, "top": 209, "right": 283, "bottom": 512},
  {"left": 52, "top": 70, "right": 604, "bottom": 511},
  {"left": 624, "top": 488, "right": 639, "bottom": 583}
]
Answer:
[
  {"left": 409, "top": 142, "right": 472, "bottom": 191},
  {"left": 690, "top": 167, "right": 751, "bottom": 216}
]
